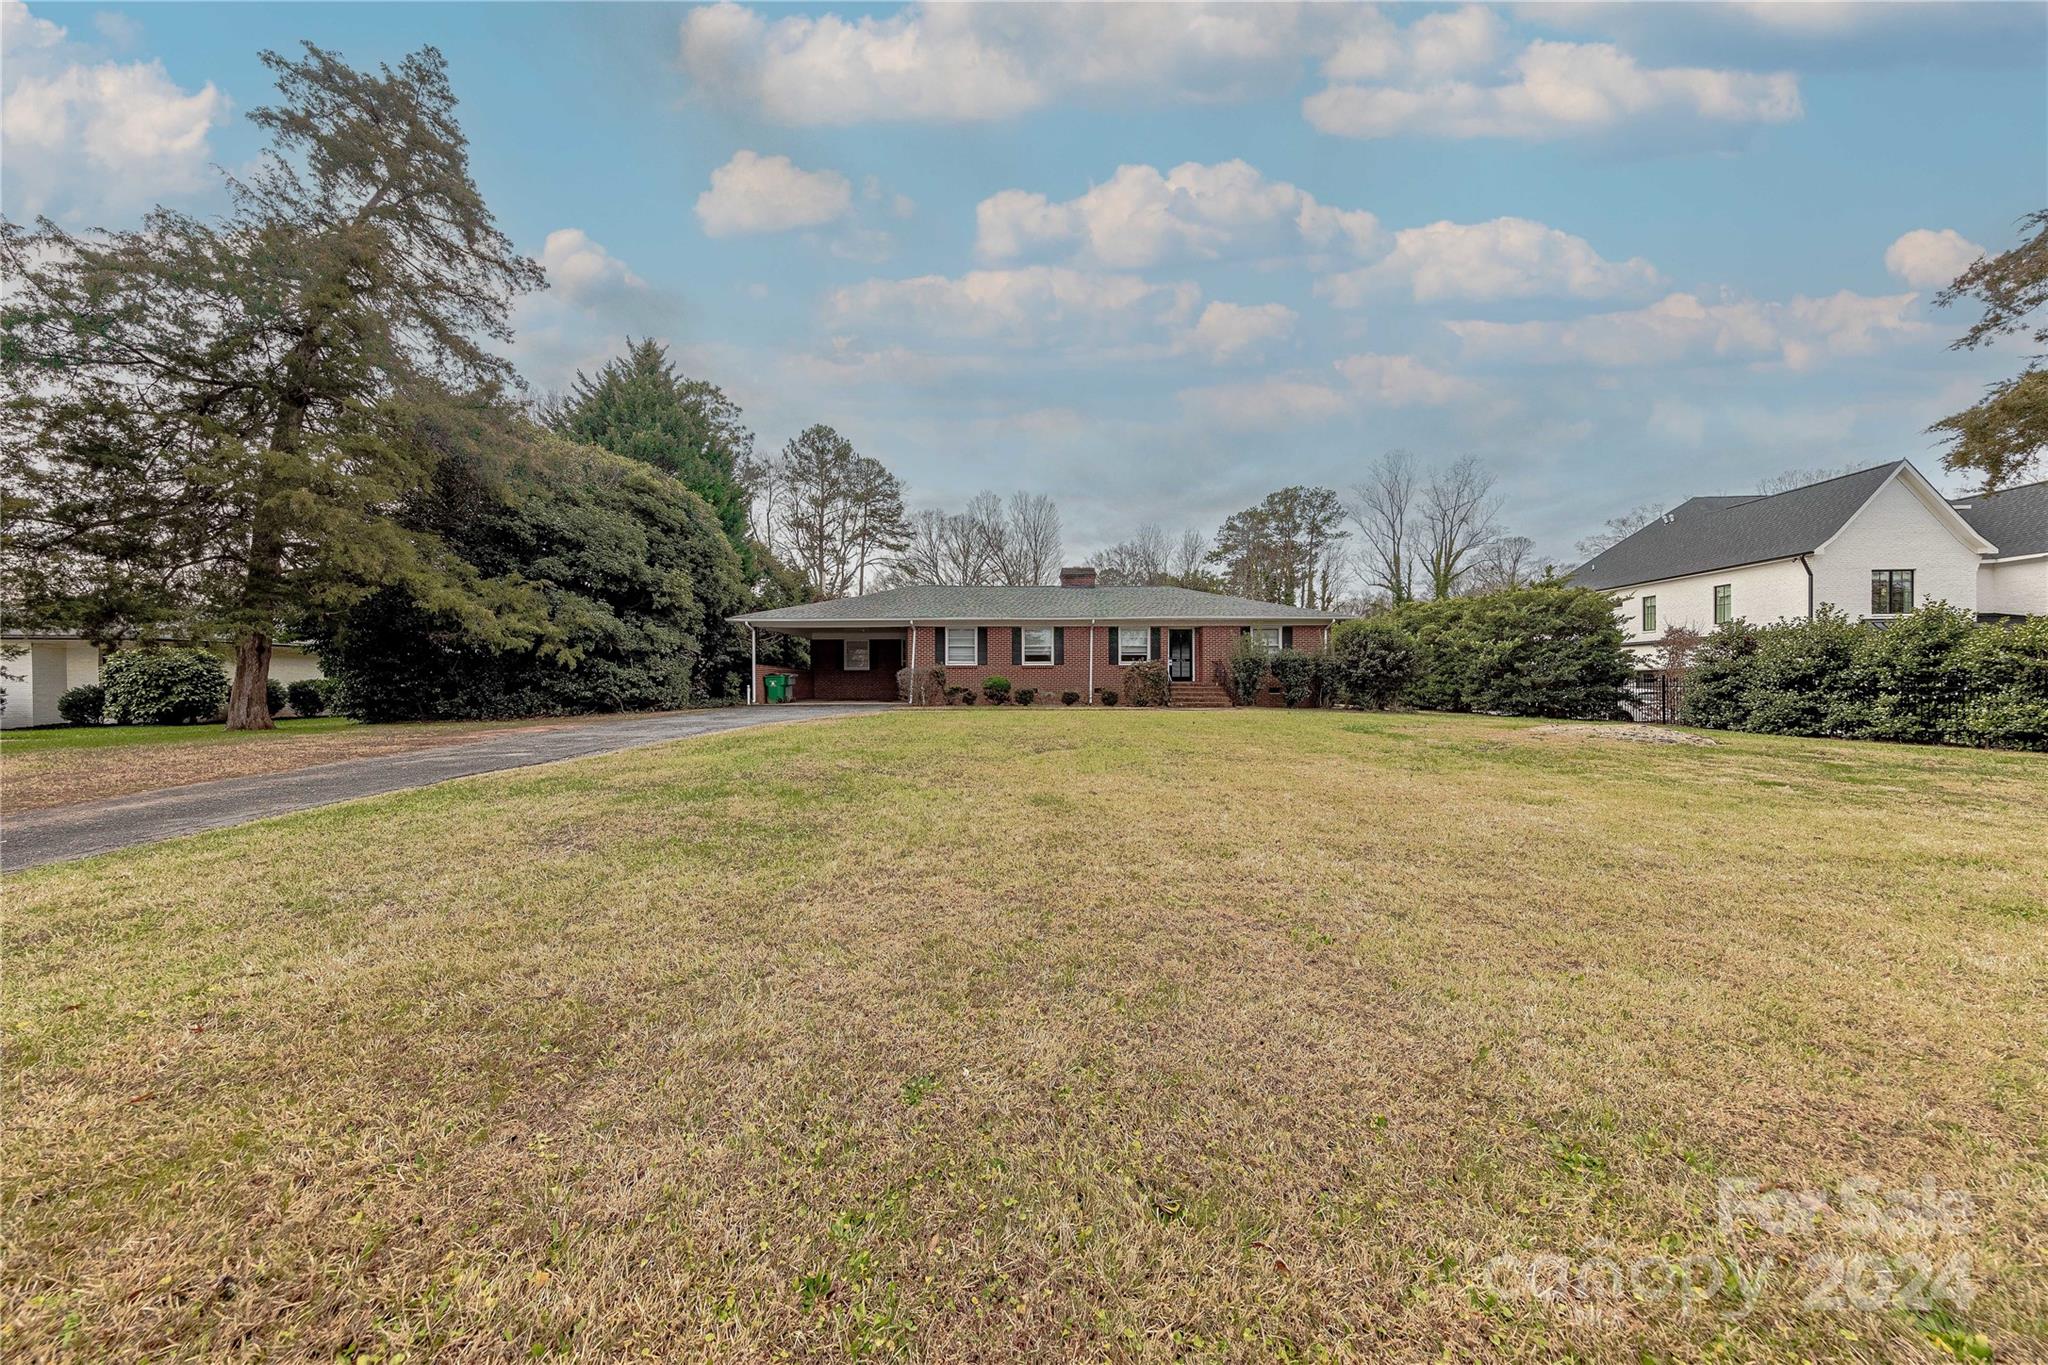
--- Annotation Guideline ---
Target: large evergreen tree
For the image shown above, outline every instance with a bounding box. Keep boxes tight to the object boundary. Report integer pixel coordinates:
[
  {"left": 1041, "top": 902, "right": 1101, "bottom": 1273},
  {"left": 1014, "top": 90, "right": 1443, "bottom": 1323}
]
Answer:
[
  {"left": 1932, "top": 209, "right": 2047, "bottom": 489},
  {"left": 547, "top": 339, "right": 755, "bottom": 573},
  {"left": 2, "top": 43, "right": 542, "bottom": 728}
]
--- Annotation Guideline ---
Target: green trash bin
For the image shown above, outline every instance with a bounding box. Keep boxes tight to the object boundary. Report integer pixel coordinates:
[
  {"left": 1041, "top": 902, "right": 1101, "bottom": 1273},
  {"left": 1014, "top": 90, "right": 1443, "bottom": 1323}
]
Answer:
[{"left": 764, "top": 673, "right": 790, "bottom": 703}]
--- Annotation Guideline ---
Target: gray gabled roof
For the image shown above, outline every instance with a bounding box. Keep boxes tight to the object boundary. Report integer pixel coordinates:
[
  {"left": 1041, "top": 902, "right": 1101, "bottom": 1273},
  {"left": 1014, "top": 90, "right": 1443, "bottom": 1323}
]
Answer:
[
  {"left": 1573, "top": 462, "right": 1910, "bottom": 590},
  {"left": 732, "top": 583, "right": 1336, "bottom": 626},
  {"left": 1951, "top": 478, "right": 2048, "bottom": 557}
]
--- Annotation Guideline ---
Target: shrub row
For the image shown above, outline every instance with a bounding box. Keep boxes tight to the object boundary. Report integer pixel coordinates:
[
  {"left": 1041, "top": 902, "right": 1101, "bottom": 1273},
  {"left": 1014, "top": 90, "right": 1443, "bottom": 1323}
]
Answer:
[
  {"left": 1679, "top": 605, "right": 2048, "bottom": 750},
  {"left": 56, "top": 654, "right": 344, "bottom": 726}
]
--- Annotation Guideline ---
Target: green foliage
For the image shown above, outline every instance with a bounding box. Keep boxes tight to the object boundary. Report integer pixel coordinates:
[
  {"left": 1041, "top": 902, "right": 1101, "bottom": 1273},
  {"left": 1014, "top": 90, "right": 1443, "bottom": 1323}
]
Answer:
[
  {"left": 1267, "top": 649, "right": 1326, "bottom": 708},
  {"left": 1329, "top": 617, "right": 1419, "bottom": 710},
  {"left": 1060, "top": 690, "right": 1080, "bottom": 706},
  {"left": 57, "top": 683, "right": 105, "bottom": 727},
  {"left": 101, "top": 648, "right": 230, "bottom": 725},
  {"left": 315, "top": 429, "right": 746, "bottom": 722},
  {"left": 1014, "top": 687, "right": 1037, "bottom": 706},
  {"left": 284, "top": 678, "right": 338, "bottom": 717},
  {"left": 0, "top": 44, "right": 546, "bottom": 728},
  {"left": 1099, "top": 690, "right": 1118, "bottom": 706},
  {"left": 265, "top": 679, "right": 287, "bottom": 717},
  {"left": 1930, "top": 209, "right": 2046, "bottom": 488},
  {"left": 546, "top": 338, "right": 755, "bottom": 573},
  {"left": 1395, "top": 585, "right": 1630, "bottom": 719},
  {"left": 982, "top": 675, "right": 1012, "bottom": 704},
  {"left": 1227, "top": 633, "right": 1271, "bottom": 706},
  {"left": 1677, "top": 622, "right": 1760, "bottom": 730},
  {"left": 1679, "top": 608, "right": 2048, "bottom": 750},
  {"left": 1122, "top": 660, "right": 1170, "bottom": 707},
  {"left": 957, "top": 687, "right": 978, "bottom": 705}
]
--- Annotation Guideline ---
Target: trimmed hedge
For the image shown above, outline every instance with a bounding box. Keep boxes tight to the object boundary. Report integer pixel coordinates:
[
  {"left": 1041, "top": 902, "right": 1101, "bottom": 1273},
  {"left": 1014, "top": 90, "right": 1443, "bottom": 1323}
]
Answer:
[
  {"left": 1328, "top": 617, "right": 1418, "bottom": 710},
  {"left": 1679, "top": 604, "right": 2048, "bottom": 750},
  {"left": 286, "top": 678, "right": 341, "bottom": 717},
  {"left": 1395, "top": 585, "right": 1631, "bottom": 720},
  {"left": 1123, "top": 660, "right": 1169, "bottom": 707},
  {"left": 100, "top": 648, "right": 229, "bottom": 725}
]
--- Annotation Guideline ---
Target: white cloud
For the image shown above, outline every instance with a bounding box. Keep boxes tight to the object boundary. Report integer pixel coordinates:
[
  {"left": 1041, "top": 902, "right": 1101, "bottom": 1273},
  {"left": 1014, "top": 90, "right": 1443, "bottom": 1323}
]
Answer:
[
  {"left": 695, "top": 150, "right": 854, "bottom": 237},
  {"left": 1446, "top": 289, "right": 1925, "bottom": 370},
  {"left": 1333, "top": 352, "right": 1480, "bottom": 405},
  {"left": 512, "top": 229, "right": 671, "bottom": 390},
  {"left": 824, "top": 265, "right": 1200, "bottom": 348},
  {"left": 1325, "top": 4, "right": 1504, "bottom": 81},
  {"left": 1180, "top": 301, "right": 1297, "bottom": 364},
  {"left": 1647, "top": 397, "right": 1708, "bottom": 446},
  {"left": 1179, "top": 376, "right": 1353, "bottom": 430},
  {"left": 1883, "top": 228, "right": 1985, "bottom": 289},
  {"left": 1305, "top": 39, "right": 1801, "bottom": 141},
  {"left": 1180, "top": 350, "right": 1479, "bottom": 430},
  {"left": 976, "top": 159, "right": 1379, "bottom": 268},
  {"left": 1317, "top": 216, "right": 1661, "bottom": 304},
  {"left": 1, "top": 1, "right": 226, "bottom": 218},
  {"left": 680, "top": 1, "right": 1348, "bottom": 125},
  {"left": 538, "top": 228, "right": 648, "bottom": 309}
]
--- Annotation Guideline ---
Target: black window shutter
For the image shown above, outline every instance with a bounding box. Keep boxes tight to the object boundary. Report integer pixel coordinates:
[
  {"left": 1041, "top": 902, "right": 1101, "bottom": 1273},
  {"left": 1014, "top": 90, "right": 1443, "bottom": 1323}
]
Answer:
[
  {"left": 1282, "top": 626, "right": 1294, "bottom": 649},
  {"left": 1149, "top": 627, "right": 1160, "bottom": 660},
  {"left": 1107, "top": 626, "right": 1119, "bottom": 662},
  {"left": 1240, "top": 625, "right": 1250, "bottom": 636},
  {"left": 1011, "top": 628, "right": 1022, "bottom": 666},
  {"left": 1053, "top": 627, "right": 1065, "bottom": 664},
  {"left": 977, "top": 627, "right": 988, "bottom": 665}
]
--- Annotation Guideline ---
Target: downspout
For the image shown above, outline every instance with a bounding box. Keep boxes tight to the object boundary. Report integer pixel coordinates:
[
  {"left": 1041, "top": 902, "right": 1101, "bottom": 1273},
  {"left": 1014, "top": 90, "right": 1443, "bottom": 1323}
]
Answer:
[
  {"left": 1798, "top": 554, "right": 1814, "bottom": 619},
  {"left": 749, "top": 624, "right": 758, "bottom": 705},
  {"left": 908, "top": 619, "right": 917, "bottom": 704},
  {"left": 1088, "top": 619, "right": 1096, "bottom": 703}
]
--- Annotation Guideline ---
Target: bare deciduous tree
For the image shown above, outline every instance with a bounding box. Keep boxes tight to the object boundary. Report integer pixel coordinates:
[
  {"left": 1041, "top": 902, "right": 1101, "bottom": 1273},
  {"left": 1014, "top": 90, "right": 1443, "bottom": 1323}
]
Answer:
[
  {"left": 1574, "top": 503, "right": 1664, "bottom": 560},
  {"left": 1350, "top": 450, "right": 1418, "bottom": 605},
  {"left": 1466, "top": 535, "right": 1537, "bottom": 594},
  {"left": 993, "top": 492, "right": 1062, "bottom": 585},
  {"left": 1418, "top": 455, "right": 1501, "bottom": 600}
]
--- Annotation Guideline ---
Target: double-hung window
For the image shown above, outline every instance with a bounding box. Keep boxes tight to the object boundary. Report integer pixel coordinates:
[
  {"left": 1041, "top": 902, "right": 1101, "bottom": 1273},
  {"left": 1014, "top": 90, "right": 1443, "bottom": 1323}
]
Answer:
[
  {"left": 843, "top": 640, "right": 870, "bottom": 671},
  {"left": 1870, "top": 569, "right": 1914, "bottom": 615},
  {"left": 1117, "top": 627, "right": 1150, "bottom": 664},
  {"left": 1252, "top": 627, "right": 1283, "bottom": 651},
  {"left": 944, "top": 627, "right": 978, "bottom": 666},
  {"left": 1020, "top": 627, "right": 1054, "bottom": 665},
  {"left": 1641, "top": 595, "right": 1657, "bottom": 633},
  {"left": 1713, "top": 584, "right": 1733, "bottom": 626}
]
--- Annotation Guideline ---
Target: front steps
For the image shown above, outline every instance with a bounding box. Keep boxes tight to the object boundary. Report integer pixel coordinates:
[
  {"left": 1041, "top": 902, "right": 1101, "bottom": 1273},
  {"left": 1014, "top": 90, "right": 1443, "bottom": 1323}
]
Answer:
[{"left": 1167, "top": 683, "right": 1231, "bottom": 709}]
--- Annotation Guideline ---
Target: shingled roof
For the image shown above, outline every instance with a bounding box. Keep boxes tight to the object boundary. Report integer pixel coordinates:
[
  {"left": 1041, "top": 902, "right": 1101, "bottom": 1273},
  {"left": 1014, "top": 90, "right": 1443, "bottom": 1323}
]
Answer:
[
  {"left": 733, "top": 583, "right": 1336, "bottom": 626},
  {"left": 1574, "top": 461, "right": 1914, "bottom": 590},
  {"left": 1951, "top": 478, "right": 2048, "bottom": 557}
]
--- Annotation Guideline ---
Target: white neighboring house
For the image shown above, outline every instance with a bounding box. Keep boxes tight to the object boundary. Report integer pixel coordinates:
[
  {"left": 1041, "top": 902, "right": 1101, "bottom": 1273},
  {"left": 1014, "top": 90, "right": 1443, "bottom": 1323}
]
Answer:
[
  {"left": 0, "top": 633, "right": 326, "bottom": 729},
  {"left": 1572, "top": 461, "right": 2048, "bottom": 714}
]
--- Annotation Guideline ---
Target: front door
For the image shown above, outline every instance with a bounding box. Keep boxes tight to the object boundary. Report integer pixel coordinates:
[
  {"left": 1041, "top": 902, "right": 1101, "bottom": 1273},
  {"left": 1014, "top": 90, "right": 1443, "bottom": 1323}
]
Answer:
[{"left": 1168, "top": 629, "right": 1194, "bottom": 683}]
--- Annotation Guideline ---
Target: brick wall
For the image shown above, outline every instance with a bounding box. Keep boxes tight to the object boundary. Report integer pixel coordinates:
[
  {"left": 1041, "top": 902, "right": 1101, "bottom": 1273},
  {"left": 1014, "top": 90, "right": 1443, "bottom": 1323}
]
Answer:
[{"left": 902, "top": 621, "right": 1331, "bottom": 703}]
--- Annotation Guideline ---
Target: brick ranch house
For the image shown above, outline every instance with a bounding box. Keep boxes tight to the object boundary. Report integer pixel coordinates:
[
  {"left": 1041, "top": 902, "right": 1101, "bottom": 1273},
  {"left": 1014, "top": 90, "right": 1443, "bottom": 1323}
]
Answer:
[{"left": 731, "top": 567, "right": 1339, "bottom": 707}]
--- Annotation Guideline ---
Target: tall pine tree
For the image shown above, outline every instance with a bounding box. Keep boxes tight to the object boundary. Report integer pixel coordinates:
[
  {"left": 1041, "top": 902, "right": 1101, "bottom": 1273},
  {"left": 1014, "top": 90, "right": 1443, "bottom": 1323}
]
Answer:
[
  {"left": 2, "top": 43, "right": 543, "bottom": 728},
  {"left": 547, "top": 339, "right": 755, "bottom": 574}
]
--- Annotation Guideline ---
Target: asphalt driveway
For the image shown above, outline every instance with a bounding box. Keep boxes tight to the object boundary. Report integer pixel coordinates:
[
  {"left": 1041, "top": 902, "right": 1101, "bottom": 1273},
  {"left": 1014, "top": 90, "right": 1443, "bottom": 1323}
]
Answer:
[{"left": 2, "top": 704, "right": 885, "bottom": 872}]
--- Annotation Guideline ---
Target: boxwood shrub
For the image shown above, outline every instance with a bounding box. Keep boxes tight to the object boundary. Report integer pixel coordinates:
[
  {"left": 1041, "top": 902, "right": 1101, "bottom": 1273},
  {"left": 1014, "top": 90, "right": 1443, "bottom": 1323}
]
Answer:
[
  {"left": 57, "top": 682, "right": 105, "bottom": 726},
  {"left": 100, "top": 648, "right": 229, "bottom": 725}
]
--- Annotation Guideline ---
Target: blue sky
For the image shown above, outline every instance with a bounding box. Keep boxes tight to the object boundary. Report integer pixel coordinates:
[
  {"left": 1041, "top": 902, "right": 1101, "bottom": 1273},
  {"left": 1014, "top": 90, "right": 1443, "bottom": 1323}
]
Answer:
[{"left": 4, "top": 1, "right": 2043, "bottom": 564}]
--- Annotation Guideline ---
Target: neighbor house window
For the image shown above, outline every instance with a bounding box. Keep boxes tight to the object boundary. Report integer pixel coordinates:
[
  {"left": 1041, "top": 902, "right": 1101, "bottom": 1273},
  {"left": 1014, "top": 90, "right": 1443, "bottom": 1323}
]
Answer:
[
  {"left": 1253, "top": 627, "right": 1283, "bottom": 651},
  {"left": 1117, "top": 627, "right": 1150, "bottom": 663},
  {"left": 1642, "top": 596, "right": 1657, "bottom": 633},
  {"left": 1713, "top": 584, "right": 1733, "bottom": 625},
  {"left": 944, "top": 627, "right": 977, "bottom": 666},
  {"left": 1871, "top": 569, "right": 1914, "bottom": 615},
  {"left": 1021, "top": 627, "right": 1054, "bottom": 665},
  {"left": 843, "top": 640, "right": 870, "bottom": 671}
]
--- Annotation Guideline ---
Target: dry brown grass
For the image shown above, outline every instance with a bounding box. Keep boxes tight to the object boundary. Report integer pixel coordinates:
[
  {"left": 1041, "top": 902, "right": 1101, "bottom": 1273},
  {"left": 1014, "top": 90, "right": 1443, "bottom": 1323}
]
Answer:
[
  {"left": 3, "top": 709, "right": 2043, "bottom": 1362},
  {"left": 0, "top": 712, "right": 681, "bottom": 814}
]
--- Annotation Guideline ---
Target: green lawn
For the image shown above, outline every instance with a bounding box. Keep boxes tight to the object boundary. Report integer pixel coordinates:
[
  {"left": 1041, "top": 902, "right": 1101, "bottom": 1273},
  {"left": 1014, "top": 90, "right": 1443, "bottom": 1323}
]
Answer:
[
  {"left": 0, "top": 715, "right": 357, "bottom": 754},
  {"left": 4, "top": 710, "right": 2043, "bottom": 1362}
]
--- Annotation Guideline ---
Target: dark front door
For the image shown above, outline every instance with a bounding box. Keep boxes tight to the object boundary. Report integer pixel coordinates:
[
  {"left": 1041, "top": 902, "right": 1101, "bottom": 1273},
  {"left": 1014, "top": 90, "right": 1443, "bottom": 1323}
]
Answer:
[{"left": 1168, "top": 629, "right": 1194, "bottom": 683}]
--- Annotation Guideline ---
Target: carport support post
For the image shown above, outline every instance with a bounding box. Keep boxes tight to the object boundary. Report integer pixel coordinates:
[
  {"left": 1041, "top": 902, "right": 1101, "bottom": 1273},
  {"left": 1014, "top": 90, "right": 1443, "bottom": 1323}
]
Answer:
[
  {"left": 1088, "top": 620, "right": 1096, "bottom": 703},
  {"left": 749, "top": 625, "right": 758, "bottom": 705}
]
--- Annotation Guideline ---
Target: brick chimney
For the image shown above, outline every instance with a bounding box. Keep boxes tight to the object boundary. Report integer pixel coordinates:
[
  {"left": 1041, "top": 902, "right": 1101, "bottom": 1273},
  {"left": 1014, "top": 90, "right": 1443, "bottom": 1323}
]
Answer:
[{"left": 1059, "top": 565, "right": 1098, "bottom": 589}]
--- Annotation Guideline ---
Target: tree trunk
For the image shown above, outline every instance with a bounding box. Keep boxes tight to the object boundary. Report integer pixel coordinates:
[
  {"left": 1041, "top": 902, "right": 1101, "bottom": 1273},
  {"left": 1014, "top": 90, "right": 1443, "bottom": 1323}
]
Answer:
[{"left": 226, "top": 631, "right": 275, "bottom": 730}]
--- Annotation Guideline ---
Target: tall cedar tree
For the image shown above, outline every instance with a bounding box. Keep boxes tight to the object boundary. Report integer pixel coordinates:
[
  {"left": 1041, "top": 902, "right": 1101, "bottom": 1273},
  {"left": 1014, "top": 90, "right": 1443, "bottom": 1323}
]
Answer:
[
  {"left": 1932, "top": 209, "right": 2048, "bottom": 489},
  {"left": 546, "top": 339, "right": 756, "bottom": 574},
  {"left": 1, "top": 44, "right": 541, "bottom": 728}
]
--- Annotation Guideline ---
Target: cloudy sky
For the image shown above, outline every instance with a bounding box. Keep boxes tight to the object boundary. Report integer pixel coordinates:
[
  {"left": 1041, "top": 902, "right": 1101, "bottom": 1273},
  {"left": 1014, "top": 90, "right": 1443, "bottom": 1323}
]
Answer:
[{"left": 4, "top": 1, "right": 2042, "bottom": 562}]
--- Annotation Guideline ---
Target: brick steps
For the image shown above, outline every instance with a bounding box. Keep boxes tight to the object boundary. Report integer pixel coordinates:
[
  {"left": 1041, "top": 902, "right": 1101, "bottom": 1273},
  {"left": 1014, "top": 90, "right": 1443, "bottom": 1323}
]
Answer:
[{"left": 1168, "top": 684, "right": 1232, "bottom": 709}]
